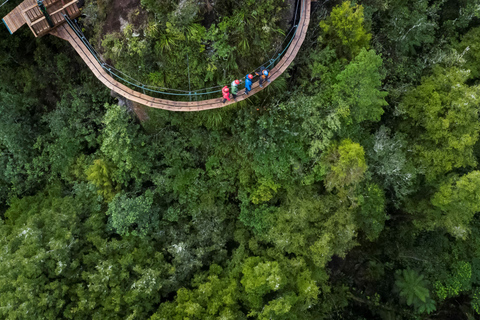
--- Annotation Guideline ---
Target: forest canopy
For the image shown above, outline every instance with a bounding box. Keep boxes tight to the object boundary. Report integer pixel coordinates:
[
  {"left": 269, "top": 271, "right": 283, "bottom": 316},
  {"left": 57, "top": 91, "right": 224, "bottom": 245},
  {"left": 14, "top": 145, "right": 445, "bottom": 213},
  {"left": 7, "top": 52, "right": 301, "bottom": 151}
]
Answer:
[{"left": 1, "top": 0, "right": 480, "bottom": 319}]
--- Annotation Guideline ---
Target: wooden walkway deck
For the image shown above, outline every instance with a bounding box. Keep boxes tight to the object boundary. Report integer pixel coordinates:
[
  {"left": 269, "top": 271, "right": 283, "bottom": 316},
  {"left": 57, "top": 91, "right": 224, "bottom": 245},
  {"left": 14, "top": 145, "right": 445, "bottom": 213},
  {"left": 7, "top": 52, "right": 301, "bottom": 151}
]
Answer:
[
  {"left": 50, "top": 0, "right": 311, "bottom": 112},
  {"left": 2, "top": 0, "right": 36, "bottom": 34}
]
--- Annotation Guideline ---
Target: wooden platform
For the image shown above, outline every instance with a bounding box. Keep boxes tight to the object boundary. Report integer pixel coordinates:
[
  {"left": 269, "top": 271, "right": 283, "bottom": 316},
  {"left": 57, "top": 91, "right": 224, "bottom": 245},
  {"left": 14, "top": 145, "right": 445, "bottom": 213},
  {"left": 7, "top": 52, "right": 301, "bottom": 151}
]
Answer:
[
  {"left": 2, "top": 0, "right": 80, "bottom": 37},
  {"left": 2, "top": 0, "right": 36, "bottom": 34},
  {"left": 50, "top": 0, "right": 310, "bottom": 111}
]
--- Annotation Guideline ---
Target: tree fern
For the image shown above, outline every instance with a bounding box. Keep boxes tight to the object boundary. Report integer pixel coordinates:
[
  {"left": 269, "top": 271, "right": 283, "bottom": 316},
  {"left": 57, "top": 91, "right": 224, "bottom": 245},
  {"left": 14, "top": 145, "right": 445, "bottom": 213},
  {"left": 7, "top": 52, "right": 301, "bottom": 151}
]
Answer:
[{"left": 395, "top": 269, "right": 436, "bottom": 314}]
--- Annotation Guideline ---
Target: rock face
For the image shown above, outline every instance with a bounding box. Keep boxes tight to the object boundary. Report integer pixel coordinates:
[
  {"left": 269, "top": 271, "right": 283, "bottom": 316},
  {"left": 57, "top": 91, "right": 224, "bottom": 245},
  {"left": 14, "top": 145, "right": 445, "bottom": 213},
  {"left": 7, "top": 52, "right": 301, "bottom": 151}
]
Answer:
[
  {"left": 205, "top": 0, "right": 213, "bottom": 13},
  {"left": 101, "top": 0, "right": 146, "bottom": 35},
  {"left": 112, "top": 91, "right": 149, "bottom": 122}
]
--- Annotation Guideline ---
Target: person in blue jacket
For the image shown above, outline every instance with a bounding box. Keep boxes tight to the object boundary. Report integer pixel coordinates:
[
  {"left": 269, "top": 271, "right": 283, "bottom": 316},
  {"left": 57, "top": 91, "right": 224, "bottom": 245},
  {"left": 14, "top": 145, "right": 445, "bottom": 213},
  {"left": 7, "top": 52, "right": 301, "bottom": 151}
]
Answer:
[
  {"left": 244, "top": 74, "right": 253, "bottom": 95},
  {"left": 255, "top": 66, "right": 271, "bottom": 88}
]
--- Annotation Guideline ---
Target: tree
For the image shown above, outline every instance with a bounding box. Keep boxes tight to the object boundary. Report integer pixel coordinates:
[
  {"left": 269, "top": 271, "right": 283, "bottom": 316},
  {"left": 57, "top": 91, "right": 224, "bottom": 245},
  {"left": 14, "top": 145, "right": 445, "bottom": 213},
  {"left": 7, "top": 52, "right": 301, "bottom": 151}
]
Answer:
[
  {"left": 69, "top": 232, "right": 171, "bottom": 319},
  {"left": 356, "top": 183, "right": 386, "bottom": 241},
  {"left": 376, "top": 0, "right": 439, "bottom": 55},
  {"left": 300, "top": 48, "right": 386, "bottom": 159},
  {"left": 395, "top": 269, "right": 436, "bottom": 314},
  {"left": 150, "top": 265, "right": 244, "bottom": 320},
  {"left": 322, "top": 139, "right": 368, "bottom": 192},
  {"left": 86, "top": 158, "right": 120, "bottom": 202},
  {"left": 400, "top": 66, "right": 480, "bottom": 181},
  {"left": 0, "top": 182, "right": 174, "bottom": 319},
  {"left": 458, "top": 26, "right": 480, "bottom": 80},
  {"left": 239, "top": 203, "right": 276, "bottom": 234},
  {"left": 367, "top": 126, "right": 418, "bottom": 205},
  {"left": 241, "top": 257, "right": 287, "bottom": 308},
  {"left": 430, "top": 171, "right": 480, "bottom": 239},
  {"left": 0, "top": 90, "right": 43, "bottom": 199},
  {"left": 334, "top": 48, "right": 388, "bottom": 125},
  {"left": 151, "top": 252, "right": 324, "bottom": 320},
  {"left": 320, "top": 1, "right": 371, "bottom": 59},
  {"left": 106, "top": 190, "right": 159, "bottom": 237},
  {"left": 299, "top": 46, "right": 345, "bottom": 157},
  {"left": 33, "top": 88, "right": 108, "bottom": 184},
  {"left": 100, "top": 103, "right": 155, "bottom": 186},
  {"left": 0, "top": 183, "right": 100, "bottom": 319},
  {"left": 435, "top": 261, "right": 472, "bottom": 301},
  {"left": 262, "top": 187, "right": 358, "bottom": 268}
]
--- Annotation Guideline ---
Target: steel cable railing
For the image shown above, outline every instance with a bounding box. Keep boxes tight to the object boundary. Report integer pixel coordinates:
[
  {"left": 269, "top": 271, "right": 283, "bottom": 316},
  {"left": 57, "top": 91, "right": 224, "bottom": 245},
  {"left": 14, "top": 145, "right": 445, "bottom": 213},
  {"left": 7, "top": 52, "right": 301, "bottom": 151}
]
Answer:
[{"left": 62, "top": 0, "right": 304, "bottom": 99}]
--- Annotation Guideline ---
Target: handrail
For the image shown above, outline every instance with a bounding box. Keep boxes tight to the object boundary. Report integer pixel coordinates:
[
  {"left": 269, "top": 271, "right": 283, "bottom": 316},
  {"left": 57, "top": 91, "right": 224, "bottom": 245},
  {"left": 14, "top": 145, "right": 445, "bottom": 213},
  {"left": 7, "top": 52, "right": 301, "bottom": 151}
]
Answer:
[
  {"left": 61, "top": 0, "right": 303, "bottom": 98},
  {"left": 50, "top": 0, "right": 311, "bottom": 111}
]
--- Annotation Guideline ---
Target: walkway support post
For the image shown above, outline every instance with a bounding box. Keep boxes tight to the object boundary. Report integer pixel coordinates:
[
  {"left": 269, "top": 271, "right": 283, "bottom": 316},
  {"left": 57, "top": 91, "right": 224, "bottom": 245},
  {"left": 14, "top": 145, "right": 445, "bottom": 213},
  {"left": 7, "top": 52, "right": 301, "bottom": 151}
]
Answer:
[{"left": 187, "top": 51, "right": 191, "bottom": 101}]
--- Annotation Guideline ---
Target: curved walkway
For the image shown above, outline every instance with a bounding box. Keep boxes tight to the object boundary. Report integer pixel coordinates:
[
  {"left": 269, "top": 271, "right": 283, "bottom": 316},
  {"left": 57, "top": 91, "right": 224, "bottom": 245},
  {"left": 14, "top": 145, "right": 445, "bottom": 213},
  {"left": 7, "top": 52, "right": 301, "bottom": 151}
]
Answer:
[{"left": 50, "top": 0, "right": 311, "bottom": 111}]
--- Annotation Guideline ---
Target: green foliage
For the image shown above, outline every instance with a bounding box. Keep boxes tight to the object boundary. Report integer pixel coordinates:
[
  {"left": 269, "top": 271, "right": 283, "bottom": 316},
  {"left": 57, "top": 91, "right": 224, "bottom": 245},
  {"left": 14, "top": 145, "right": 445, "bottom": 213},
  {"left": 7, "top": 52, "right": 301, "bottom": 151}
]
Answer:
[
  {"left": 34, "top": 89, "right": 107, "bottom": 183},
  {"left": 100, "top": 104, "right": 154, "bottom": 185},
  {"left": 301, "top": 47, "right": 386, "bottom": 158},
  {"left": 0, "top": 184, "right": 97, "bottom": 319},
  {"left": 375, "top": 0, "right": 440, "bottom": 55},
  {"left": 357, "top": 183, "right": 386, "bottom": 241},
  {"left": 239, "top": 203, "right": 275, "bottom": 234},
  {"left": 263, "top": 188, "right": 358, "bottom": 268},
  {"left": 0, "top": 91, "right": 40, "bottom": 198},
  {"left": 241, "top": 257, "right": 287, "bottom": 307},
  {"left": 472, "top": 287, "right": 480, "bottom": 315},
  {"left": 367, "top": 126, "right": 418, "bottom": 204},
  {"left": 363, "top": 0, "right": 467, "bottom": 92},
  {"left": 152, "top": 252, "right": 324, "bottom": 320},
  {"left": 0, "top": 27, "right": 110, "bottom": 201},
  {"left": 334, "top": 48, "right": 388, "bottom": 124},
  {"left": 458, "top": 26, "right": 480, "bottom": 80},
  {"left": 0, "top": 183, "right": 175, "bottom": 319},
  {"left": 250, "top": 178, "right": 281, "bottom": 204},
  {"left": 300, "top": 46, "right": 344, "bottom": 156},
  {"left": 0, "top": 187, "right": 84, "bottom": 319},
  {"left": 400, "top": 66, "right": 480, "bottom": 181},
  {"left": 395, "top": 269, "right": 436, "bottom": 314},
  {"left": 320, "top": 1, "right": 372, "bottom": 59},
  {"left": 322, "top": 139, "right": 367, "bottom": 191},
  {"left": 106, "top": 190, "right": 158, "bottom": 237},
  {"left": 431, "top": 171, "right": 480, "bottom": 238},
  {"left": 435, "top": 261, "right": 472, "bottom": 300},
  {"left": 151, "top": 265, "right": 243, "bottom": 319},
  {"left": 86, "top": 159, "right": 120, "bottom": 202}
]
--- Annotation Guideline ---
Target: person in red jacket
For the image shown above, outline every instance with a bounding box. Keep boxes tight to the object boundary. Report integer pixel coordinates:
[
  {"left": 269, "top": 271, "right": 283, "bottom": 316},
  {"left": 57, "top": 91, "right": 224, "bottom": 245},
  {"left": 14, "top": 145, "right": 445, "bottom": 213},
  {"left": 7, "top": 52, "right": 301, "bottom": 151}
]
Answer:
[{"left": 222, "top": 86, "right": 230, "bottom": 103}]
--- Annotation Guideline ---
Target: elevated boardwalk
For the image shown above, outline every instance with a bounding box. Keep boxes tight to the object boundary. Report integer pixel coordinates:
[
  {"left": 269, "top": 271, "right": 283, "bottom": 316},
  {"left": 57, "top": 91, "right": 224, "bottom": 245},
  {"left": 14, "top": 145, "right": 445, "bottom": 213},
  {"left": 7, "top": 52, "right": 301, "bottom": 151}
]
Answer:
[
  {"left": 51, "top": 0, "right": 310, "bottom": 111},
  {"left": 4, "top": 0, "right": 310, "bottom": 111}
]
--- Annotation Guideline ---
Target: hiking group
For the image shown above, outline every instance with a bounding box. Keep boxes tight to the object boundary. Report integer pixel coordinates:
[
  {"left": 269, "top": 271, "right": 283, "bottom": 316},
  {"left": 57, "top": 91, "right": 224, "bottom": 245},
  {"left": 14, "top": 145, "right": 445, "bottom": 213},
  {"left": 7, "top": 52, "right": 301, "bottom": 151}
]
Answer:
[{"left": 222, "top": 67, "right": 271, "bottom": 103}]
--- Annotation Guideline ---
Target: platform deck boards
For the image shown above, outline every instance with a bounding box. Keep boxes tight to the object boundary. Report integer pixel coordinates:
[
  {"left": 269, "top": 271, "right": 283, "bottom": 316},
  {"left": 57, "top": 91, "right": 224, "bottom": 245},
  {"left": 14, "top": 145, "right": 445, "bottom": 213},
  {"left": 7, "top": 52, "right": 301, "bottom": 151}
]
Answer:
[
  {"left": 2, "top": 0, "right": 36, "bottom": 34},
  {"left": 3, "top": 0, "right": 80, "bottom": 36}
]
